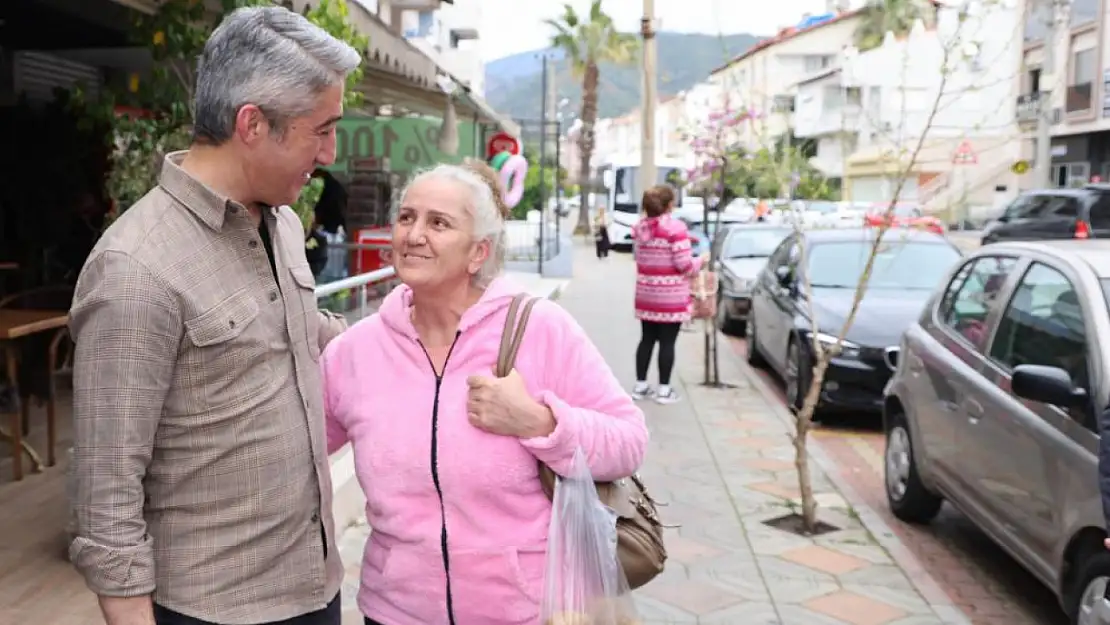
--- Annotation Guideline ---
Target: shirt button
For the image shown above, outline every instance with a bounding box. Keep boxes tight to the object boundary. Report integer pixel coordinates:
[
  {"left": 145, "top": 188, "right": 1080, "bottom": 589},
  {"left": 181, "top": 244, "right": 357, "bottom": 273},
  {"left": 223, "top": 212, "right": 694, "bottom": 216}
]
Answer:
[
  {"left": 269, "top": 291, "right": 278, "bottom": 302},
  {"left": 249, "top": 240, "right": 258, "bottom": 249},
  {"left": 311, "top": 512, "right": 320, "bottom": 523}
]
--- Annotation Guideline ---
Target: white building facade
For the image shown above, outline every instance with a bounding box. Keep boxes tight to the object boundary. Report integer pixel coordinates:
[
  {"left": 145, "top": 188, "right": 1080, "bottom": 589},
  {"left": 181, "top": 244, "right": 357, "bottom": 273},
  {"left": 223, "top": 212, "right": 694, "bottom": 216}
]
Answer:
[
  {"left": 792, "top": 0, "right": 1024, "bottom": 215},
  {"left": 396, "top": 0, "right": 485, "bottom": 96}
]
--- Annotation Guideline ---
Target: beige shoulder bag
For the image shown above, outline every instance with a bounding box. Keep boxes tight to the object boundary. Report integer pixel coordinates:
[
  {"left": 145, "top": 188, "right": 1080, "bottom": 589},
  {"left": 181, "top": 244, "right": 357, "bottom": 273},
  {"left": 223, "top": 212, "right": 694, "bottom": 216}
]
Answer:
[{"left": 496, "top": 292, "right": 667, "bottom": 589}]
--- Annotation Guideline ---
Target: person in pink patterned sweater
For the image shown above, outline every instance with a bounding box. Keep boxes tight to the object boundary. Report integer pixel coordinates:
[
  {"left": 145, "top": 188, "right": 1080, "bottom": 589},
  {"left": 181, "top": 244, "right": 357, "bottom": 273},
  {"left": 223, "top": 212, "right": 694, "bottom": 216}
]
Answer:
[{"left": 631, "top": 185, "right": 706, "bottom": 404}]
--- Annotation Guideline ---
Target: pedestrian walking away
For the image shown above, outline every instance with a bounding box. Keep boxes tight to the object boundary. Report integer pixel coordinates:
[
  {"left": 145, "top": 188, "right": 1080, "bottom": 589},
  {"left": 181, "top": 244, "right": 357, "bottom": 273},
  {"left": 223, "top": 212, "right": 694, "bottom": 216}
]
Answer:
[
  {"left": 630, "top": 185, "right": 706, "bottom": 404},
  {"left": 67, "top": 7, "right": 357, "bottom": 625},
  {"left": 320, "top": 160, "right": 649, "bottom": 625},
  {"left": 594, "top": 208, "right": 611, "bottom": 259}
]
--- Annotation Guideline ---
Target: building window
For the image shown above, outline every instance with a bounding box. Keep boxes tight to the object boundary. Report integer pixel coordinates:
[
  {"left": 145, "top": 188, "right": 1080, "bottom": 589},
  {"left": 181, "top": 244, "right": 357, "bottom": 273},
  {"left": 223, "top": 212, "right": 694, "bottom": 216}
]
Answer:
[
  {"left": 1066, "top": 48, "right": 1095, "bottom": 113},
  {"left": 1052, "top": 162, "right": 1090, "bottom": 187},
  {"left": 804, "top": 55, "right": 833, "bottom": 72}
]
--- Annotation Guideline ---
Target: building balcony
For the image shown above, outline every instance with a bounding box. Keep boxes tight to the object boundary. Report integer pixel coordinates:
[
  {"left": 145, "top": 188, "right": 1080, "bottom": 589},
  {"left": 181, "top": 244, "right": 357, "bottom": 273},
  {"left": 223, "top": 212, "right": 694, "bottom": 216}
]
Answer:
[
  {"left": 1015, "top": 92, "right": 1040, "bottom": 124},
  {"left": 388, "top": 0, "right": 449, "bottom": 10},
  {"left": 793, "top": 105, "right": 862, "bottom": 139}
]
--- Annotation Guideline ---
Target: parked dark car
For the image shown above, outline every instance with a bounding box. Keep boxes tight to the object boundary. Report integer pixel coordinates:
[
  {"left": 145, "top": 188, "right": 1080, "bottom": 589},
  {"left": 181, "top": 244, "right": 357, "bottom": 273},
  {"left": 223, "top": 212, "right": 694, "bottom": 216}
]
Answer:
[
  {"left": 746, "top": 228, "right": 962, "bottom": 417},
  {"left": 883, "top": 240, "right": 1110, "bottom": 624},
  {"left": 711, "top": 224, "right": 792, "bottom": 335},
  {"left": 980, "top": 185, "right": 1110, "bottom": 245}
]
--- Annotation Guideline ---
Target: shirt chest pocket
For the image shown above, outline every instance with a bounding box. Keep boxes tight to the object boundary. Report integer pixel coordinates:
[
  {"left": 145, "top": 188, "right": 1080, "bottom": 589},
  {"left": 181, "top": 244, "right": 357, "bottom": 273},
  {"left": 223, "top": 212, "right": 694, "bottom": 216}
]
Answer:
[
  {"left": 182, "top": 290, "right": 273, "bottom": 388},
  {"left": 288, "top": 263, "right": 321, "bottom": 360}
]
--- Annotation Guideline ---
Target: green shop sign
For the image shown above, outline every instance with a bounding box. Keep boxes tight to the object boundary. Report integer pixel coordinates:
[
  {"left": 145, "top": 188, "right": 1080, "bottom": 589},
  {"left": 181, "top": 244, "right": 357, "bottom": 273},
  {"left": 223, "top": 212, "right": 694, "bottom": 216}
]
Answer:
[{"left": 328, "top": 116, "right": 478, "bottom": 176}]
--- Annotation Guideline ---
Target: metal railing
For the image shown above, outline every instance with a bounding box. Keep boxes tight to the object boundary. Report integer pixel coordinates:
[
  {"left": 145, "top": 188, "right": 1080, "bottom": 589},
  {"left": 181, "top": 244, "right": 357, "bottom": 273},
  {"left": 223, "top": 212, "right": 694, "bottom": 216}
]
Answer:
[{"left": 314, "top": 266, "right": 398, "bottom": 321}]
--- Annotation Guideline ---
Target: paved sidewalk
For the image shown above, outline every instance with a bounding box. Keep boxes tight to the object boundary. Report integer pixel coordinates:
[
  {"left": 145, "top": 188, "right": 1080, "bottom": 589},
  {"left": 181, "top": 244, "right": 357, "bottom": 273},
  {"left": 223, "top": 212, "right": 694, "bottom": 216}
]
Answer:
[
  {"left": 553, "top": 246, "right": 968, "bottom": 625},
  {"left": 337, "top": 245, "right": 968, "bottom": 624}
]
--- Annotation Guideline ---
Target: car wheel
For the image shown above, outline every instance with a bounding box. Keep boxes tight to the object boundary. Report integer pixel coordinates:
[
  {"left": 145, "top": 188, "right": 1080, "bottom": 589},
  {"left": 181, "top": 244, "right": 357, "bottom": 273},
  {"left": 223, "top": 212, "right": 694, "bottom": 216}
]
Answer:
[
  {"left": 716, "top": 293, "right": 738, "bottom": 335},
  {"left": 746, "top": 313, "right": 768, "bottom": 368},
  {"left": 1067, "top": 548, "right": 1110, "bottom": 625},
  {"left": 884, "top": 411, "right": 943, "bottom": 523}
]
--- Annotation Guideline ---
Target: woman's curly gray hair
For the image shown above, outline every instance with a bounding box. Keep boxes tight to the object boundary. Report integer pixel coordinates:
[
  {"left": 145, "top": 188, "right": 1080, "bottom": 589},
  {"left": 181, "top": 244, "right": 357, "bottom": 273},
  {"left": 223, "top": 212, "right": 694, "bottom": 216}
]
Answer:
[{"left": 398, "top": 160, "right": 509, "bottom": 287}]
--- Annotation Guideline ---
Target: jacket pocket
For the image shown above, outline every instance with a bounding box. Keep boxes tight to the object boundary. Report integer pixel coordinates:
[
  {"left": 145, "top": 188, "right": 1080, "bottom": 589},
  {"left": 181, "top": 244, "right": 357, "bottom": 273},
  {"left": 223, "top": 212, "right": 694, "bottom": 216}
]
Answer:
[
  {"left": 184, "top": 290, "right": 259, "bottom": 347},
  {"left": 365, "top": 543, "right": 545, "bottom": 624},
  {"left": 450, "top": 547, "right": 545, "bottom": 623}
]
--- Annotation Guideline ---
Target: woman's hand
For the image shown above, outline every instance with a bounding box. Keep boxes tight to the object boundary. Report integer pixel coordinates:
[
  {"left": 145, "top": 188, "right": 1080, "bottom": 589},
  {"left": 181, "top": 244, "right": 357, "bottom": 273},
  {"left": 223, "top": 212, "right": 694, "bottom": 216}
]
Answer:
[{"left": 466, "top": 369, "right": 556, "bottom": 439}]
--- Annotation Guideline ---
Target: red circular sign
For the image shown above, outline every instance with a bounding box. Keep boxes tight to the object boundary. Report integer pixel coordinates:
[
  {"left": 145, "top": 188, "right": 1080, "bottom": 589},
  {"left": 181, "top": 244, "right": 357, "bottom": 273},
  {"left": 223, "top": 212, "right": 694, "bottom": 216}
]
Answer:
[{"left": 486, "top": 131, "right": 520, "bottom": 160}]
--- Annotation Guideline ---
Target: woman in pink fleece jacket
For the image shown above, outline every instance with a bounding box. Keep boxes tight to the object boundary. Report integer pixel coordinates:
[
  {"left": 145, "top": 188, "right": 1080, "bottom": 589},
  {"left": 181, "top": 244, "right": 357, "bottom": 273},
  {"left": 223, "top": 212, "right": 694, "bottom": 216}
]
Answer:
[
  {"left": 631, "top": 185, "right": 705, "bottom": 404},
  {"left": 321, "top": 161, "right": 649, "bottom": 625}
]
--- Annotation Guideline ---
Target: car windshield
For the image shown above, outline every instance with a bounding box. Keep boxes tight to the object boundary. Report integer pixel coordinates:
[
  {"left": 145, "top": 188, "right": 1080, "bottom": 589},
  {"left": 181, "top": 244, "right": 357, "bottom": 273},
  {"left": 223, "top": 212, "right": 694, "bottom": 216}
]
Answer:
[
  {"left": 686, "top": 219, "right": 740, "bottom": 238},
  {"left": 725, "top": 229, "right": 790, "bottom": 258},
  {"left": 806, "top": 239, "right": 961, "bottom": 290}
]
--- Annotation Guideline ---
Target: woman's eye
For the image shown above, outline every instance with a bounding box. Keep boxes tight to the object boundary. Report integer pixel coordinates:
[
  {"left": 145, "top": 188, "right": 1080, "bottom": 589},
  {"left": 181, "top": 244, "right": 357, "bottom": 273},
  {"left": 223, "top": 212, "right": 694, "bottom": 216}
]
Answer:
[{"left": 433, "top": 218, "right": 449, "bottom": 229}]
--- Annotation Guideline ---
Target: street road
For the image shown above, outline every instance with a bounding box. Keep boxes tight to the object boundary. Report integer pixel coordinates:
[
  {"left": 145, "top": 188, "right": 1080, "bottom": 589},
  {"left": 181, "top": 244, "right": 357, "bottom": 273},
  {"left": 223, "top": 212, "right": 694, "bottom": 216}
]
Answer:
[{"left": 725, "top": 335, "right": 1067, "bottom": 625}]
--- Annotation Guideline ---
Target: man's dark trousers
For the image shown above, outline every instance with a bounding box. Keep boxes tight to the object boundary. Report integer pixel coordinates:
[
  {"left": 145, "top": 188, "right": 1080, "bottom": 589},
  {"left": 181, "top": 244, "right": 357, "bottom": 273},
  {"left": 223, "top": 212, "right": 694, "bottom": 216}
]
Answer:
[{"left": 154, "top": 594, "right": 340, "bottom": 625}]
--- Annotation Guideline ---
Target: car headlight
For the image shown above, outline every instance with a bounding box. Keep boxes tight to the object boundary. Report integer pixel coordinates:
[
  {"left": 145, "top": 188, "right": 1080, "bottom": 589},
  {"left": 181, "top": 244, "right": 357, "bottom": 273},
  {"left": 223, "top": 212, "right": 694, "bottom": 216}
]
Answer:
[
  {"left": 811, "top": 332, "right": 860, "bottom": 359},
  {"left": 723, "top": 275, "right": 751, "bottom": 294}
]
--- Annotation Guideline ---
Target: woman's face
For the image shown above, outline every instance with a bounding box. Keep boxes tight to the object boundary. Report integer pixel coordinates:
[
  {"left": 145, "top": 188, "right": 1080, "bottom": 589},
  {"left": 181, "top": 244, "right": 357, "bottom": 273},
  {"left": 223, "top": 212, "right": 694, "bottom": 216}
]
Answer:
[{"left": 392, "top": 177, "right": 489, "bottom": 291}]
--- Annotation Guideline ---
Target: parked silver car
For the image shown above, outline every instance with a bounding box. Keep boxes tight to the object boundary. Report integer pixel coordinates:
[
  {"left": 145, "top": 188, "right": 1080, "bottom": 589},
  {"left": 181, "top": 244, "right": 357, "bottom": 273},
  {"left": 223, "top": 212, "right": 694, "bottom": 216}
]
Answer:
[{"left": 883, "top": 240, "right": 1110, "bottom": 624}]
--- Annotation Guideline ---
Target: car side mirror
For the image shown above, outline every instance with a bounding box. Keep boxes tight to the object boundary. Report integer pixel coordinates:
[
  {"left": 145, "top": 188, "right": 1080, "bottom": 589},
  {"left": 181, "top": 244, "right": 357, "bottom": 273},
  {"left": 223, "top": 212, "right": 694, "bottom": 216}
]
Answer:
[
  {"left": 774, "top": 265, "right": 794, "bottom": 289},
  {"left": 1012, "top": 364, "right": 1088, "bottom": 408}
]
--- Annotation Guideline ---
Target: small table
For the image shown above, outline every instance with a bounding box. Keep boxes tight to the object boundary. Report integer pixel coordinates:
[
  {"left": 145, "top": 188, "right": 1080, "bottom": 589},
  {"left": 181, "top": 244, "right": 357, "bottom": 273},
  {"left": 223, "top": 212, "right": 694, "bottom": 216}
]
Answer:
[{"left": 1, "top": 309, "right": 69, "bottom": 481}]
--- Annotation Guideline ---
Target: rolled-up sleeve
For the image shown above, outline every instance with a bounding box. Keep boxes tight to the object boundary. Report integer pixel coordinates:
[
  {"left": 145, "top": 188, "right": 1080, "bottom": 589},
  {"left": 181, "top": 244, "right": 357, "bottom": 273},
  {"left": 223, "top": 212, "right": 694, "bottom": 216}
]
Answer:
[
  {"left": 68, "top": 250, "right": 182, "bottom": 597},
  {"left": 317, "top": 309, "right": 347, "bottom": 350}
]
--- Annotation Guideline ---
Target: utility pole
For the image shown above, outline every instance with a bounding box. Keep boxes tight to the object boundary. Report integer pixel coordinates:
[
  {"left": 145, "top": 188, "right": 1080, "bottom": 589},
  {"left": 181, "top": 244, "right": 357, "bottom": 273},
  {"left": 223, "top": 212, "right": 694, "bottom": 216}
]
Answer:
[
  {"left": 1034, "top": 0, "right": 1069, "bottom": 187},
  {"left": 640, "top": 0, "right": 657, "bottom": 192}
]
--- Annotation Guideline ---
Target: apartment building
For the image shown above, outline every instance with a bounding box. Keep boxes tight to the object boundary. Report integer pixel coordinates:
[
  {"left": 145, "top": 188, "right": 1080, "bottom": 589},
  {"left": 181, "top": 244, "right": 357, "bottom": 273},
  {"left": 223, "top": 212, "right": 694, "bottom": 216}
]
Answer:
[
  {"left": 396, "top": 0, "right": 485, "bottom": 97},
  {"left": 1015, "top": 0, "right": 1109, "bottom": 188},
  {"left": 708, "top": 9, "right": 865, "bottom": 152},
  {"left": 793, "top": 0, "right": 1024, "bottom": 212}
]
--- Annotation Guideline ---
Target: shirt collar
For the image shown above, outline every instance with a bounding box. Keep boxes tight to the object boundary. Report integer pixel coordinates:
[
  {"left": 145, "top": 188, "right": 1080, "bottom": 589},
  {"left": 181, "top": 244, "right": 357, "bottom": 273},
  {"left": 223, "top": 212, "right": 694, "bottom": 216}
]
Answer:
[{"left": 158, "top": 150, "right": 250, "bottom": 231}]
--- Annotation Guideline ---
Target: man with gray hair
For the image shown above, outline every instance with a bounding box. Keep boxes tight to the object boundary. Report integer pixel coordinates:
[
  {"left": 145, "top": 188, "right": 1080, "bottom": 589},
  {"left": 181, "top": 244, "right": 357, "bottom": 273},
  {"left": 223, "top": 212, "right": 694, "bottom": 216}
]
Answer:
[{"left": 67, "top": 6, "right": 361, "bottom": 625}]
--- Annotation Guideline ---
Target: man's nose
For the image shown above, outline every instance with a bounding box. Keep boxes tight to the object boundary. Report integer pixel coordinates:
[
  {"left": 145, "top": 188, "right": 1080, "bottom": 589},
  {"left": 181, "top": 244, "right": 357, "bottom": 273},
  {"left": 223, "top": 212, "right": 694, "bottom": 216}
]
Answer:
[{"left": 317, "top": 130, "right": 337, "bottom": 166}]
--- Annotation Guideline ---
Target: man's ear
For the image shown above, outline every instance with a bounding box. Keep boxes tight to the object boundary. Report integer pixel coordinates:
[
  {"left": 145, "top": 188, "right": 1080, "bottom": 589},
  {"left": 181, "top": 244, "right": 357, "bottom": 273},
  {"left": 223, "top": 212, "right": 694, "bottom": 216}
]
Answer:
[{"left": 234, "top": 104, "right": 269, "bottom": 145}]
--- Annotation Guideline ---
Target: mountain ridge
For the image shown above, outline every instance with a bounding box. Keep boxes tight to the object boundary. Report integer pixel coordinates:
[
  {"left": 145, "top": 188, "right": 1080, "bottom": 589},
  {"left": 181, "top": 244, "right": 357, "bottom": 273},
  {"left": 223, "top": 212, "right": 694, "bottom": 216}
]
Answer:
[{"left": 483, "top": 31, "right": 762, "bottom": 127}]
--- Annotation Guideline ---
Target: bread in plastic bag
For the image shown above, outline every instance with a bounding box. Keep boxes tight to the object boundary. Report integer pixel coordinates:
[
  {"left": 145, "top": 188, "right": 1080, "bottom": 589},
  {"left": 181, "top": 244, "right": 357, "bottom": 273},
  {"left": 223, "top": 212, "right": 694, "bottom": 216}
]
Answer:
[{"left": 541, "top": 448, "right": 641, "bottom": 625}]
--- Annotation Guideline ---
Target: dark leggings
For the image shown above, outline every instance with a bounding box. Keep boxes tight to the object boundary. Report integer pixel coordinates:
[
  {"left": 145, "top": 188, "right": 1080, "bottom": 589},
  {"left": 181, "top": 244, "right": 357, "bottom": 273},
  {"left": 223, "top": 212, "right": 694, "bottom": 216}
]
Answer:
[{"left": 636, "top": 320, "right": 682, "bottom": 385}]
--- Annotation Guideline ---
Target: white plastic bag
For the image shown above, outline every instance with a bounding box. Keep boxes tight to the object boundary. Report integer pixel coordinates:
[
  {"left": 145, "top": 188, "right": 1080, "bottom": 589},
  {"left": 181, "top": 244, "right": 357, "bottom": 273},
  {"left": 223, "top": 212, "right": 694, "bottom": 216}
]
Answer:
[{"left": 541, "top": 448, "right": 640, "bottom": 625}]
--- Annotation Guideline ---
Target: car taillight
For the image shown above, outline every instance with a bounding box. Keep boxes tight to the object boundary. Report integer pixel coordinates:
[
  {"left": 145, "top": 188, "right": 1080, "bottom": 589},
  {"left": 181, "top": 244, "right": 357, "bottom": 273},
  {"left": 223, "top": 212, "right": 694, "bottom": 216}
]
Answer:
[{"left": 1076, "top": 220, "right": 1091, "bottom": 239}]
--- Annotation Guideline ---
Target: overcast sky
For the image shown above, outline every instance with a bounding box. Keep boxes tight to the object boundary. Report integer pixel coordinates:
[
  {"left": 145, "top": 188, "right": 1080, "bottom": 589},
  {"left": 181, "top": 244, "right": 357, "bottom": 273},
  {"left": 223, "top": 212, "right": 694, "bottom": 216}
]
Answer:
[{"left": 478, "top": 0, "right": 836, "bottom": 62}]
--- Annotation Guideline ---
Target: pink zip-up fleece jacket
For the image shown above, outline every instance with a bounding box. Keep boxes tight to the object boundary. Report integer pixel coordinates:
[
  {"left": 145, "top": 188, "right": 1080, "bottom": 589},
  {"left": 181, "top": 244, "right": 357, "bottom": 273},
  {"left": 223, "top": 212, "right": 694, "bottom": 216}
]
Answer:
[
  {"left": 633, "top": 213, "right": 703, "bottom": 323},
  {"left": 320, "top": 276, "right": 650, "bottom": 625}
]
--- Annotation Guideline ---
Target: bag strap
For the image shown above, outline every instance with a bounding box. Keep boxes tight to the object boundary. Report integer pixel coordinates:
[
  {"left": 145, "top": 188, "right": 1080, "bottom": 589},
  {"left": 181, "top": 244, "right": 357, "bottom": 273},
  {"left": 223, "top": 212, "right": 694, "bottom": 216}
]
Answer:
[{"left": 496, "top": 293, "right": 539, "bottom": 378}]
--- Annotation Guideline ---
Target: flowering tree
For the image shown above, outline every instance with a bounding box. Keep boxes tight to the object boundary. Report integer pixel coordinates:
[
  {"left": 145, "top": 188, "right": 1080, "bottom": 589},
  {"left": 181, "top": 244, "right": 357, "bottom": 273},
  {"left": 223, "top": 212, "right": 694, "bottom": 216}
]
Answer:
[{"left": 680, "top": 101, "right": 759, "bottom": 386}]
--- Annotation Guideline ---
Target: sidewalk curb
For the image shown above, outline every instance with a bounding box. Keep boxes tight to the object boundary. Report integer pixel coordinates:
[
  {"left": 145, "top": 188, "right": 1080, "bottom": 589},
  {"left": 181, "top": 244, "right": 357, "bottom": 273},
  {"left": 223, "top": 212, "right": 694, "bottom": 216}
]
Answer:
[{"left": 723, "top": 336, "right": 972, "bottom": 625}]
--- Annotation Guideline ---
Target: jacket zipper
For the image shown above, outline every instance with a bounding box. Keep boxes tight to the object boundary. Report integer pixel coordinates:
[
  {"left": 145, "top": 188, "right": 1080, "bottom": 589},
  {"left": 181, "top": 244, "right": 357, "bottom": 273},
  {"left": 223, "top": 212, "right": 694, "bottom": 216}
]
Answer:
[{"left": 418, "top": 331, "right": 461, "bottom": 625}]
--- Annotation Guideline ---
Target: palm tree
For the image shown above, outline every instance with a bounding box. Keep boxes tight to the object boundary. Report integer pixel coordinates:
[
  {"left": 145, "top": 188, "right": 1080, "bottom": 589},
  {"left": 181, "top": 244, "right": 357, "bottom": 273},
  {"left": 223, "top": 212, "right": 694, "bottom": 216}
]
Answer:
[
  {"left": 546, "top": 0, "right": 638, "bottom": 235},
  {"left": 854, "top": 0, "right": 935, "bottom": 51}
]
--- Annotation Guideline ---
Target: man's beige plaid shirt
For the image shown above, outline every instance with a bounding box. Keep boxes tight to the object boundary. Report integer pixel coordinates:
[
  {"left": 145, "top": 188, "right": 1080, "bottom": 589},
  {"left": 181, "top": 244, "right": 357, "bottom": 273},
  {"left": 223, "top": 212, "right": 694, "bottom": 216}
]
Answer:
[{"left": 68, "top": 152, "right": 348, "bottom": 624}]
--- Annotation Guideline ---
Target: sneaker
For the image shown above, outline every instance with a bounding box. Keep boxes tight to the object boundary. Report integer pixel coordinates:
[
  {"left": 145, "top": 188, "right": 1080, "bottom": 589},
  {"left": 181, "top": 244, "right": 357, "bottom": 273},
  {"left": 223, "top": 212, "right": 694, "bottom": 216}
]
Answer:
[
  {"left": 654, "top": 388, "right": 681, "bottom": 404},
  {"left": 631, "top": 385, "right": 654, "bottom": 400}
]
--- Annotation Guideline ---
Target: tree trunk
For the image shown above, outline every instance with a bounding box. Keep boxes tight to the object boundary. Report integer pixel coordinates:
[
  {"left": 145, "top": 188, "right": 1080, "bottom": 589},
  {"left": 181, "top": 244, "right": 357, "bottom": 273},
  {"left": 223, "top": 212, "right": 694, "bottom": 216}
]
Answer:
[
  {"left": 794, "top": 355, "right": 830, "bottom": 533},
  {"left": 575, "top": 62, "right": 600, "bottom": 236}
]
